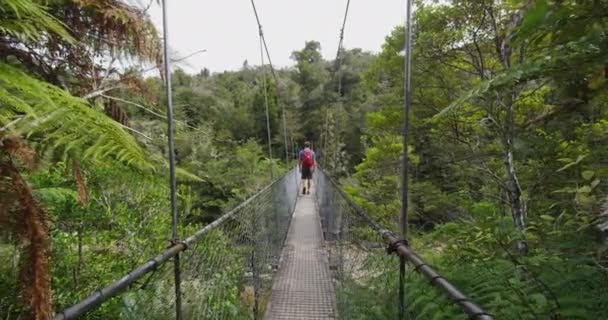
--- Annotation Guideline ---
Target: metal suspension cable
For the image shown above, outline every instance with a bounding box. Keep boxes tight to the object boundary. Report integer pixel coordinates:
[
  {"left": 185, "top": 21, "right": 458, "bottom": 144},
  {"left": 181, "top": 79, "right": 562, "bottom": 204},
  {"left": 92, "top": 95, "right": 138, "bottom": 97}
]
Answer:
[
  {"left": 249, "top": 0, "right": 290, "bottom": 165},
  {"left": 259, "top": 31, "right": 274, "bottom": 179},
  {"left": 322, "top": 0, "right": 352, "bottom": 170},
  {"left": 335, "top": 0, "right": 351, "bottom": 95}
]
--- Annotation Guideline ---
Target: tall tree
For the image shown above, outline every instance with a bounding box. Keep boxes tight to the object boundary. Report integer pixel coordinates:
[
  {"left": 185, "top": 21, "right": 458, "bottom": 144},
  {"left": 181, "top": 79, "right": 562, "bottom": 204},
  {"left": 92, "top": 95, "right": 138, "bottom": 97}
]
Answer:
[{"left": 291, "top": 41, "right": 329, "bottom": 141}]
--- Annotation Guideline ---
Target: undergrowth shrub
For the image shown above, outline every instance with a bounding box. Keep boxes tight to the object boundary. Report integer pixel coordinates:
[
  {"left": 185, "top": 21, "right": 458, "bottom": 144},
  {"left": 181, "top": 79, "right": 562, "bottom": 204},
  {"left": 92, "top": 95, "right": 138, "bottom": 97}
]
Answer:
[{"left": 335, "top": 200, "right": 608, "bottom": 319}]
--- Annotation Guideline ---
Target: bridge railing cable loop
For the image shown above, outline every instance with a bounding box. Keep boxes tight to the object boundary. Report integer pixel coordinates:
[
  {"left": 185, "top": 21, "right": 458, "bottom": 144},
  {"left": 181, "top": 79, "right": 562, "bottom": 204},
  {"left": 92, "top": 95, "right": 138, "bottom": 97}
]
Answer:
[{"left": 315, "top": 169, "right": 493, "bottom": 320}]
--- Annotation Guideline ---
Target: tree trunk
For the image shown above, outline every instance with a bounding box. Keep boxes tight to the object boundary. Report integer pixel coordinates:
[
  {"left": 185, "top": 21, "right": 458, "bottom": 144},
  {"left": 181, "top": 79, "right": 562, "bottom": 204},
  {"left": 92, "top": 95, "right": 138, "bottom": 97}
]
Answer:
[
  {"left": 502, "top": 93, "right": 528, "bottom": 255},
  {"left": 75, "top": 227, "right": 83, "bottom": 290},
  {"left": 491, "top": 2, "right": 530, "bottom": 254},
  {"left": 0, "top": 160, "right": 52, "bottom": 319},
  {"left": 1, "top": 137, "right": 52, "bottom": 319}
]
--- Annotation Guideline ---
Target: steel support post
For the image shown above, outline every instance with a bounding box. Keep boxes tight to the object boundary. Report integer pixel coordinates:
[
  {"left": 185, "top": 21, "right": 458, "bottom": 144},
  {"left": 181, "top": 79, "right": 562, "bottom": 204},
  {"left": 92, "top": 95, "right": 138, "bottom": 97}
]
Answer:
[
  {"left": 399, "top": 0, "right": 414, "bottom": 318},
  {"left": 161, "top": 1, "right": 182, "bottom": 319}
]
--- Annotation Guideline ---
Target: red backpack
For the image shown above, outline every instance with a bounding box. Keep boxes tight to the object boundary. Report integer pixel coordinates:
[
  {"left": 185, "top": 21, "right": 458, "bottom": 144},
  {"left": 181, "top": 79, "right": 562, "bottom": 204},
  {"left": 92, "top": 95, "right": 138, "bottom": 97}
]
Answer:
[{"left": 301, "top": 149, "right": 314, "bottom": 168}]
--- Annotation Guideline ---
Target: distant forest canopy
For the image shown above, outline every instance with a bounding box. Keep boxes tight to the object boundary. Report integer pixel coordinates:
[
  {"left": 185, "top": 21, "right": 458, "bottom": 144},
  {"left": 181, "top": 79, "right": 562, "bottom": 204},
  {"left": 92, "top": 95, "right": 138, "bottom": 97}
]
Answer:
[{"left": 1, "top": 0, "right": 607, "bottom": 319}]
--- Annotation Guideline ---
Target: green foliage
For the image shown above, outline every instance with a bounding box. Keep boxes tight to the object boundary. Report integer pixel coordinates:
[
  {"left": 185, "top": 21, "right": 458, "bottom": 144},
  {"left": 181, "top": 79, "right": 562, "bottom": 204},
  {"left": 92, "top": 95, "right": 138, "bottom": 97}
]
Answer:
[
  {"left": 0, "top": 0, "right": 289, "bottom": 318},
  {"left": 420, "top": 205, "right": 608, "bottom": 319},
  {"left": 252, "top": 78, "right": 280, "bottom": 144},
  {"left": 0, "top": 0, "right": 73, "bottom": 42},
  {"left": 2, "top": 0, "right": 607, "bottom": 318},
  {"left": 344, "top": 0, "right": 608, "bottom": 318},
  {"left": 335, "top": 253, "right": 400, "bottom": 320},
  {"left": 120, "top": 230, "right": 247, "bottom": 320},
  {"left": 0, "top": 63, "right": 153, "bottom": 171}
]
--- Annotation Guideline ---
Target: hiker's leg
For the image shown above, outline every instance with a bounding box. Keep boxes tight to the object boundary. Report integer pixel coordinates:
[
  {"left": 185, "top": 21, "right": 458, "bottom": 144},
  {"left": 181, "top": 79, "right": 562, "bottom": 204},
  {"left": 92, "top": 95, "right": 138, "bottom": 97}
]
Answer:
[
  {"left": 309, "top": 169, "right": 314, "bottom": 193},
  {"left": 301, "top": 169, "right": 307, "bottom": 194}
]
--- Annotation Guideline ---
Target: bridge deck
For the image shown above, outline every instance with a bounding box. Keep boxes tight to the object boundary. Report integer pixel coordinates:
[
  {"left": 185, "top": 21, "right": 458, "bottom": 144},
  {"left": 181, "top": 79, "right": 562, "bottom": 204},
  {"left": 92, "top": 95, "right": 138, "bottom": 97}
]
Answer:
[{"left": 264, "top": 188, "right": 336, "bottom": 319}]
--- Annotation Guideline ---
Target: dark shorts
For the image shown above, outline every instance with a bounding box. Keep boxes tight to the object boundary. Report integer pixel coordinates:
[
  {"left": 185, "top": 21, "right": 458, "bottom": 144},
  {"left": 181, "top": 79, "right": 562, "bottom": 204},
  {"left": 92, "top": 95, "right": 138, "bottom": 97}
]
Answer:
[{"left": 301, "top": 167, "right": 313, "bottom": 179}]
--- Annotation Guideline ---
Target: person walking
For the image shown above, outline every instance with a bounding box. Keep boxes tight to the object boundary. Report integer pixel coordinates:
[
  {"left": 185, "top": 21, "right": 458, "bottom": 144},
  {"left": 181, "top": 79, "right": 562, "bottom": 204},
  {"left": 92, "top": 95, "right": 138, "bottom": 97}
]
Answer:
[{"left": 298, "top": 141, "right": 316, "bottom": 195}]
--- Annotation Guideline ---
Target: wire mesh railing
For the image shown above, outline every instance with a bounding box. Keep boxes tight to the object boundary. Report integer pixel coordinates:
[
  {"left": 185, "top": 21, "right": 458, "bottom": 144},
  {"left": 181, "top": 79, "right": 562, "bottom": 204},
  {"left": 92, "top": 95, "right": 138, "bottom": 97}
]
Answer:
[
  {"left": 314, "top": 169, "right": 493, "bottom": 320},
  {"left": 53, "top": 168, "right": 299, "bottom": 320}
]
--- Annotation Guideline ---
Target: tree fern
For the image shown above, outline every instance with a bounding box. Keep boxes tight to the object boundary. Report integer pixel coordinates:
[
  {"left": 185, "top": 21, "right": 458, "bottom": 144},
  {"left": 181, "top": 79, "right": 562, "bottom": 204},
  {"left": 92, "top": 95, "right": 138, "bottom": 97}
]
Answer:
[
  {"left": 0, "top": 62, "right": 155, "bottom": 171},
  {"left": 67, "top": 0, "right": 161, "bottom": 61}
]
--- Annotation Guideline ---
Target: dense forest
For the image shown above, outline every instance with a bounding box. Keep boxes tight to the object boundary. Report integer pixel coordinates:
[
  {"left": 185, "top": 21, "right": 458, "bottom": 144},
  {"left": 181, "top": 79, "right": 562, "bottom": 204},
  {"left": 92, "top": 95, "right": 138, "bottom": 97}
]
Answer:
[{"left": 1, "top": 0, "right": 607, "bottom": 319}]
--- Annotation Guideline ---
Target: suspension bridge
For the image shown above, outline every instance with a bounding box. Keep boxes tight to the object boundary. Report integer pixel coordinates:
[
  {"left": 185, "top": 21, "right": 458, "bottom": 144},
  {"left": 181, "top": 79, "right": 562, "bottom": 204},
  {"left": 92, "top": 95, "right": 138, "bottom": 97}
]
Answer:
[
  {"left": 53, "top": 169, "right": 491, "bottom": 320},
  {"left": 53, "top": 0, "right": 494, "bottom": 319}
]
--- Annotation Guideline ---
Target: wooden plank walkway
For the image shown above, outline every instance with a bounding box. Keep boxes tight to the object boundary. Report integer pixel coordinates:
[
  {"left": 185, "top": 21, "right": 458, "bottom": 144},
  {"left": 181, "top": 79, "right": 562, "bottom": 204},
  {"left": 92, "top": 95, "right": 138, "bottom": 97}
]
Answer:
[{"left": 264, "top": 188, "right": 336, "bottom": 319}]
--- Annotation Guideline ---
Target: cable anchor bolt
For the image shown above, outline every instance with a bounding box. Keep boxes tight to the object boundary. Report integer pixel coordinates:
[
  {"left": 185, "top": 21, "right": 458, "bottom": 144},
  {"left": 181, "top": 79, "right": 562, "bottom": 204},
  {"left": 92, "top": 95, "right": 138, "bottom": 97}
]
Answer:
[
  {"left": 168, "top": 238, "right": 188, "bottom": 251},
  {"left": 386, "top": 239, "right": 409, "bottom": 255}
]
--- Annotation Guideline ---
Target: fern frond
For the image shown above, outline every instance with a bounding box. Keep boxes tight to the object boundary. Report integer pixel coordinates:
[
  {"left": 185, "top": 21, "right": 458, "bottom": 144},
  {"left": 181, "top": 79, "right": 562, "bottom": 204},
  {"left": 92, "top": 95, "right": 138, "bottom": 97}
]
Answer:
[
  {"left": 176, "top": 167, "right": 205, "bottom": 183},
  {"left": 33, "top": 187, "right": 79, "bottom": 204},
  {"left": 0, "top": 63, "right": 153, "bottom": 172},
  {"left": 0, "top": 0, "right": 74, "bottom": 42},
  {"left": 71, "top": 0, "right": 161, "bottom": 61}
]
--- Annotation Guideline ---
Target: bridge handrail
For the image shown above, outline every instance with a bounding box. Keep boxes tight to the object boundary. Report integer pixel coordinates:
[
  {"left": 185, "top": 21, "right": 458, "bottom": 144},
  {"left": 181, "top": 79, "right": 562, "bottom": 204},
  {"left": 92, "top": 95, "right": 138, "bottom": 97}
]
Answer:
[
  {"left": 319, "top": 169, "right": 493, "bottom": 320},
  {"left": 53, "top": 168, "right": 296, "bottom": 320}
]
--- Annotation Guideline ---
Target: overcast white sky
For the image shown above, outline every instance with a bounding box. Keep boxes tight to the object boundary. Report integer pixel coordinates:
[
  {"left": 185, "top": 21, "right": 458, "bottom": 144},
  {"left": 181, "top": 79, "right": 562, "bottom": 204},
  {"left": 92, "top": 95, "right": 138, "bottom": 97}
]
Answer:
[{"left": 147, "top": 1, "right": 405, "bottom": 73}]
